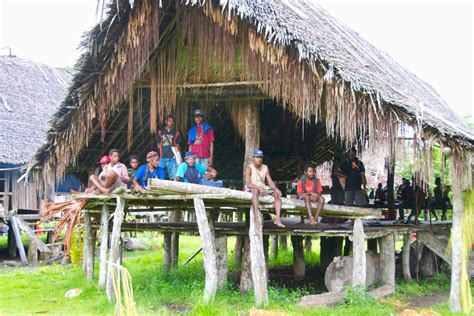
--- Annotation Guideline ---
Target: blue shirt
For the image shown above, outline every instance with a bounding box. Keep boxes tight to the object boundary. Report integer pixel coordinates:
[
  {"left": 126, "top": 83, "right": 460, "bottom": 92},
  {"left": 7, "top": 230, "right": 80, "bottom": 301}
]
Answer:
[
  {"left": 175, "top": 162, "right": 207, "bottom": 183},
  {"left": 134, "top": 164, "right": 158, "bottom": 187}
]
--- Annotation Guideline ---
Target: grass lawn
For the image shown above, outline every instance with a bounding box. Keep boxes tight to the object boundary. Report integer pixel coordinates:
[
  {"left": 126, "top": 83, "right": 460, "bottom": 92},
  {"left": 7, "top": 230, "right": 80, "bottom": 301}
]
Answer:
[{"left": 0, "top": 234, "right": 470, "bottom": 315}]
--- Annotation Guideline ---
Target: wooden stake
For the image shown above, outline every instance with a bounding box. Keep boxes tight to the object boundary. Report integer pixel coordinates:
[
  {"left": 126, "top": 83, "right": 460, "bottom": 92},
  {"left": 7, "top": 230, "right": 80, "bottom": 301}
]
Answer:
[
  {"left": 249, "top": 206, "right": 268, "bottom": 306},
  {"left": 106, "top": 197, "right": 125, "bottom": 301},
  {"left": 98, "top": 204, "right": 109, "bottom": 288},
  {"left": 193, "top": 198, "right": 218, "bottom": 303},
  {"left": 291, "top": 235, "right": 305, "bottom": 281},
  {"left": 402, "top": 233, "right": 412, "bottom": 281},
  {"left": 380, "top": 234, "right": 395, "bottom": 287},
  {"left": 239, "top": 236, "right": 252, "bottom": 295},
  {"left": 84, "top": 211, "right": 95, "bottom": 280},
  {"left": 351, "top": 218, "right": 366, "bottom": 288},
  {"left": 10, "top": 215, "right": 27, "bottom": 264},
  {"left": 27, "top": 237, "right": 38, "bottom": 266},
  {"left": 163, "top": 232, "right": 172, "bottom": 272},
  {"left": 215, "top": 235, "right": 228, "bottom": 288}
]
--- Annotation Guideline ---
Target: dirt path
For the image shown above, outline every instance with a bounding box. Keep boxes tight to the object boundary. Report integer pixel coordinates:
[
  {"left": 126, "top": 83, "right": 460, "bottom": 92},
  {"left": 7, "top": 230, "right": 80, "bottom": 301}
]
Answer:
[{"left": 406, "top": 291, "right": 449, "bottom": 308}]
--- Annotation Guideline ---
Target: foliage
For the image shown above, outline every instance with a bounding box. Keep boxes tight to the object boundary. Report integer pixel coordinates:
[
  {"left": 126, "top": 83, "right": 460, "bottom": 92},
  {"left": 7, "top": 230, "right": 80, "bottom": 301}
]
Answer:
[{"left": 69, "top": 227, "right": 84, "bottom": 268}]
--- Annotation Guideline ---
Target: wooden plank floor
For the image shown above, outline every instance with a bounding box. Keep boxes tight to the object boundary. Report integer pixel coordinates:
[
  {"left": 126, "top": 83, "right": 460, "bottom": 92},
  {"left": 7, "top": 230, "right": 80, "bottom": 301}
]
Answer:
[{"left": 116, "top": 219, "right": 452, "bottom": 238}]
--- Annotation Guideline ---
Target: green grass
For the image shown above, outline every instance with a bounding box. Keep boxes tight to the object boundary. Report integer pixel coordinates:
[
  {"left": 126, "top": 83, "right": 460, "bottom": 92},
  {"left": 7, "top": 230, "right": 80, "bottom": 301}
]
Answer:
[{"left": 0, "top": 234, "right": 470, "bottom": 315}]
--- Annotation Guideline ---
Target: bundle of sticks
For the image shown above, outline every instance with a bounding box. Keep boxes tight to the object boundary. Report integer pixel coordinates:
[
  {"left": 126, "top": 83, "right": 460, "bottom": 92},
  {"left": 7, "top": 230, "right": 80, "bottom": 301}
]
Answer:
[{"left": 41, "top": 199, "right": 88, "bottom": 251}]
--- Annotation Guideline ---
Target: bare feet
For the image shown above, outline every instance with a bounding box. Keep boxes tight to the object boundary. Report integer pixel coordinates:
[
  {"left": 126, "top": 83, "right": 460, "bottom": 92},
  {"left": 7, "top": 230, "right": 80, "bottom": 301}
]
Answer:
[
  {"left": 309, "top": 217, "right": 318, "bottom": 225},
  {"left": 274, "top": 219, "right": 285, "bottom": 228}
]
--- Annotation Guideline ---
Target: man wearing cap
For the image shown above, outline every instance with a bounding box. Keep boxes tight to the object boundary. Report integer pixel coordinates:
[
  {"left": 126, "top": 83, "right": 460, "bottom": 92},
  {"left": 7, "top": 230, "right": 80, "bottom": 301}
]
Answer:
[
  {"left": 188, "top": 109, "right": 214, "bottom": 167},
  {"left": 175, "top": 152, "right": 222, "bottom": 187},
  {"left": 245, "top": 149, "right": 285, "bottom": 227},
  {"left": 87, "top": 149, "right": 129, "bottom": 194},
  {"left": 94, "top": 154, "right": 111, "bottom": 177},
  {"left": 133, "top": 151, "right": 160, "bottom": 190},
  {"left": 156, "top": 115, "right": 182, "bottom": 180}
]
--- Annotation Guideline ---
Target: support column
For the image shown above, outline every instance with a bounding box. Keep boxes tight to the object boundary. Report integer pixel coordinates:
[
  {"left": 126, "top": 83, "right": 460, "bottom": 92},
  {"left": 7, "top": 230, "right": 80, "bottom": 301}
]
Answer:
[
  {"left": 351, "top": 218, "right": 366, "bottom": 288},
  {"left": 193, "top": 198, "right": 218, "bottom": 303},
  {"left": 449, "top": 171, "right": 463, "bottom": 312},
  {"left": 291, "top": 235, "right": 305, "bottom": 281},
  {"left": 249, "top": 206, "right": 268, "bottom": 306},
  {"left": 380, "top": 234, "right": 395, "bottom": 287},
  {"left": 270, "top": 235, "right": 278, "bottom": 259},
  {"left": 234, "top": 212, "right": 244, "bottom": 267},
  {"left": 239, "top": 236, "right": 252, "bottom": 295},
  {"left": 27, "top": 237, "right": 38, "bottom": 266},
  {"left": 98, "top": 204, "right": 109, "bottom": 288},
  {"left": 279, "top": 235, "right": 288, "bottom": 250},
  {"left": 7, "top": 220, "right": 16, "bottom": 258},
  {"left": 169, "top": 211, "right": 181, "bottom": 268},
  {"left": 163, "top": 233, "right": 172, "bottom": 272},
  {"left": 304, "top": 236, "right": 312, "bottom": 253},
  {"left": 84, "top": 211, "right": 95, "bottom": 280},
  {"left": 215, "top": 235, "right": 228, "bottom": 288},
  {"left": 106, "top": 197, "right": 125, "bottom": 301},
  {"left": 402, "top": 233, "right": 412, "bottom": 281}
]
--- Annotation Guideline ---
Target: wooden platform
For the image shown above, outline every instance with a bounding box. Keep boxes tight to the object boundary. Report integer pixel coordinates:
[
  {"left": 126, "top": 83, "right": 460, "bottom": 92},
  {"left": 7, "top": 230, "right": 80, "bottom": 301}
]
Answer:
[{"left": 117, "top": 219, "right": 452, "bottom": 239}]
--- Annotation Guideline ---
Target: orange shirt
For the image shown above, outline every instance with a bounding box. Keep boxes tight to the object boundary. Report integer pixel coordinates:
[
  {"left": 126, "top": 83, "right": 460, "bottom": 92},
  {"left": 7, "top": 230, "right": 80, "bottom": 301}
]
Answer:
[{"left": 297, "top": 179, "right": 322, "bottom": 194}]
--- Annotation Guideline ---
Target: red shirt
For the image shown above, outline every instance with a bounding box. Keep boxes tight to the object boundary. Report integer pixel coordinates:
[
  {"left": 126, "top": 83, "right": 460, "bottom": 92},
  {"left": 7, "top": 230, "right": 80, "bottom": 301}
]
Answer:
[
  {"left": 297, "top": 179, "right": 322, "bottom": 194},
  {"left": 188, "top": 125, "right": 214, "bottom": 158}
]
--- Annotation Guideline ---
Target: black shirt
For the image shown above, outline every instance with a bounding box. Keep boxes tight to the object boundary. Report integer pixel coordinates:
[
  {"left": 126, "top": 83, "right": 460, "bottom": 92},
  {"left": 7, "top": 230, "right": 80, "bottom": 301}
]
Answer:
[
  {"left": 331, "top": 165, "right": 343, "bottom": 191},
  {"left": 339, "top": 158, "right": 365, "bottom": 191},
  {"left": 156, "top": 128, "right": 182, "bottom": 158}
]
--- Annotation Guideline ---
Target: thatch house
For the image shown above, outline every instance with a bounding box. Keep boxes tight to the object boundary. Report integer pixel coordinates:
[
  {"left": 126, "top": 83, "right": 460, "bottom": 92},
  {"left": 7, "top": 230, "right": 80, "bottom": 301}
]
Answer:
[
  {"left": 0, "top": 55, "right": 71, "bottom": 215},
  {"left": 32, "top": 0, "right": 472, "bottom": 311}
]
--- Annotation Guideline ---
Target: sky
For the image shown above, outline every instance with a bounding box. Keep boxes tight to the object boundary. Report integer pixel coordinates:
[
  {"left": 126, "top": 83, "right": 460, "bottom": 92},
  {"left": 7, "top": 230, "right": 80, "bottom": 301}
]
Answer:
[{"left": 0, "top": 0, "right": 472, "bottom": 117}]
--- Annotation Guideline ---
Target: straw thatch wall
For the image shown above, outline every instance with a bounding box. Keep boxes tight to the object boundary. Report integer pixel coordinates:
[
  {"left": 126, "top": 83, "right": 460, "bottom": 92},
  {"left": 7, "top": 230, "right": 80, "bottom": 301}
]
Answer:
[
  {"left": 33, "top": 0, "right": 473, "bottom": 189},
  {"left": 0, "top": 56, "right": 72, "bottom": 165}
]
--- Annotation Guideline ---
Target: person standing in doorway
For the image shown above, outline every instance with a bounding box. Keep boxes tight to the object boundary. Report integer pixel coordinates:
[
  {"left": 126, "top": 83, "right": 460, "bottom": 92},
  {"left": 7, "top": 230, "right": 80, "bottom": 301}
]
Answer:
[
  {"left": 188, "top": 109, "right": 214, "bottom": 167},
  {"left": 157, "top": 115, "right": 182, "bottom": 180},
  {"left": 338, "top": 148, "right": 367, "bottom": 206}
]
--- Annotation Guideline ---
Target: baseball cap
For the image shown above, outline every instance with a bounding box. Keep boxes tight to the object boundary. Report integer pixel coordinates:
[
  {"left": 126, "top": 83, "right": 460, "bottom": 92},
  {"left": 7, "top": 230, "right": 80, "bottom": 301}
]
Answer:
[
  {"left": 193, "top": 109, "right": 204, "bottom": 117},
  {"left": 97, "top": 155, "right": 111, "bottom": 164},
  {"left": 184, "top": 152, "right": 197, "bottom": 160},
  {"left": 252, "top": 149, "right": 264, "bottom": 157}
]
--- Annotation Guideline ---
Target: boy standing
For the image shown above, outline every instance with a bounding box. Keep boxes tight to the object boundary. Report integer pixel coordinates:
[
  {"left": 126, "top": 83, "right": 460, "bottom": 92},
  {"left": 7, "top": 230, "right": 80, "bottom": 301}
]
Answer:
[
  {"left": 157, "top": 115, "right": 182, "bottom": 180},
  {"left": 188, "top": 109, "right": 214, "bottom": 167}
]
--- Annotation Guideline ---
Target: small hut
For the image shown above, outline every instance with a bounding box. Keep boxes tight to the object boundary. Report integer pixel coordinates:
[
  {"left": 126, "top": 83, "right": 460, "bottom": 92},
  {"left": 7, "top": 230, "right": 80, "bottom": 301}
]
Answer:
[
  {"left": 0, "top": 55, "right": 71, "bottom": 261},
  {"left": 32, "top": 0, "right": 472, "bottom": 311}
]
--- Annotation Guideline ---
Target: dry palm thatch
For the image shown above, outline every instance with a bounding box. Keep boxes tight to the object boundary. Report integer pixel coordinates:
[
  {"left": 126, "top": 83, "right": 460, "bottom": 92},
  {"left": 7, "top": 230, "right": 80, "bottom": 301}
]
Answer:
[
  {"left": 32, "top": 0, "right": 473, "bottom": 191},
  {"left": 41, "top": 199, "right": 87, "bottom": 252},
  {"left": 0, "top": 56, "right": 71, "bottom": 165}
]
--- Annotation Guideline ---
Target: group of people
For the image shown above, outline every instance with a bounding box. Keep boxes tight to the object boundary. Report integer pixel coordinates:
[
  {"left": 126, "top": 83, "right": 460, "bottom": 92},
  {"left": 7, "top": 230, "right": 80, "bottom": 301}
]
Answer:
[
  {"left": 86, "top": 109, "right": 220, "bottom": 194},
  {"left": 85, "top": 109, "right": 377, "bottom": 227}
]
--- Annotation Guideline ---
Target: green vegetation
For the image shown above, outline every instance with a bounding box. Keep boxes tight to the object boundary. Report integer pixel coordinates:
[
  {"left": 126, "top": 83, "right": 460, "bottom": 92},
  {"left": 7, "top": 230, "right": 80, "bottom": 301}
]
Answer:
[{"left": 0, "top": 234, "right": 469, "bottom": 315}]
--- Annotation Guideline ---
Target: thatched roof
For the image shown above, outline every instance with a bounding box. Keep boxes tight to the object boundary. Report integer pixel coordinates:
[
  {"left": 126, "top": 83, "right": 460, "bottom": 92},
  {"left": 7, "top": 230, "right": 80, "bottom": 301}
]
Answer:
[
  {"left": 0, "top": 56, "right": 72, "bottom": 165},
  {"left": 33, "top": 0, "right": 473, "bottom": 186}
]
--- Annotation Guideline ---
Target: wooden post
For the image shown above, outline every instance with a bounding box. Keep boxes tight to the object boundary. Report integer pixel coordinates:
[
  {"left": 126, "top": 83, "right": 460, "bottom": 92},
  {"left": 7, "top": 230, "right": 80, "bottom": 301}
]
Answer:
[
  {"left": 305, "top": 236, "right": 312, "bottom": 253},
  {"left": 215, "top": 235, "right": 228, "bottom": 288},
  {"left": 386, "top": 156, "right": 396, "bottom": 212},
  {"left": 163, "top": 233, "right": 172, "bottom": 272},
  {"left": 351, "top": 218, "right": 366, "bottom": 288},
  {"left": 320, "top": 237, "right": 343, "bottom": 273},
  {"left": 27, "top": 237, "right": 38, "bottom": 266},
  {"left": 402, "top": 233, "right": 412, "bottom": 281},
  {"left": 249, "top": 206, "right": 268, "bottom": 306},
  {"left": 234, "top": 212, "right": 244, "bottom": 267},
  {"left": 449, "top": 173, "right": 463, "bottom": 312},
  {"left": 106, "top": 197, "right": 125, "bottom": 301},
  {"left": 10, "top": 215, "right": 27, "bottom": 264},
  {"left": 169, "top": 211, "right": 181, "bottom": 268},
  {"left": 239, "top": 236, "right": 253, "bottom": 295},
  {"left": 193, "top": 198, "right": 218, "bottom": 303},
  {"left": 7, "top": 220, "right": 16, "bottom": 258},
  {"left": 270, "top": 235, "right": 278, "bottom": 259},
  {"left": 279, "top": 235, "right": 288, "bottom": 250},
  {"left": 380, "top": 234, "right": 395, "bottom": 287},
  {"left": 84, "top": 211, "right": 95, "bottom": 280},
  {"left": 98, "top": 204, "right": 109, "bottom": 288},
  {"left": 291, "top": 235, "right": 305, "bottom": 281}
]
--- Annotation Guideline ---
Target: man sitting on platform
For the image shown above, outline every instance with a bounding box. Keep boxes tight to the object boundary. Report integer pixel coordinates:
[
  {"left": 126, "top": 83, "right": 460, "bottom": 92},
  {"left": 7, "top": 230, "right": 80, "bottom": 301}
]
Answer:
[
  {"left": 296, "top": 164, "right": 325, "bottom": 225},
  {"left": 133, "top": 151, "right": 159, "bottom": 190},
  {"left": 244, "top": 149, "right": 284, "bottom": 227},
  {"left": 175, "top": 152, "right": 223, "bottom": 187},
  {"left": 87, "top": 149, "right": 129, "bottom": 194}
]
